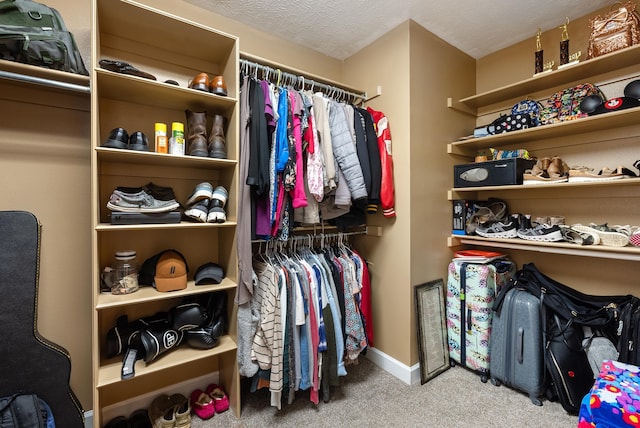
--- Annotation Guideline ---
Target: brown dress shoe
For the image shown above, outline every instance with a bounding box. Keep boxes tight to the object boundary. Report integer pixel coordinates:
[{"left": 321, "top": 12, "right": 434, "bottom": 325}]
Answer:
[
  {"left": 188, "top": 73, "right": 210, "bottom": 92},
  {"left": 208, "top": 114, "right": 227, "bottom": 158},
  {"left": 209, "top": 75, "right": 227, "bottom": 96},
  {"left": 185, "top": 110, "right": 209, "bottom": 157}
]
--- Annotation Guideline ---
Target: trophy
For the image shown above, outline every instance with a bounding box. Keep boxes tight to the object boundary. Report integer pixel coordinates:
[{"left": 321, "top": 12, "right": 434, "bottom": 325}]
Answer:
[
  {"left": 535, "top": 28, "right": 543, "bottom": 74},
  {"left": 558, "top": 17, "right": 582, "bottom": 69},
  {"left": 560, "top": 18, "right": 569, "bottom": 65}
]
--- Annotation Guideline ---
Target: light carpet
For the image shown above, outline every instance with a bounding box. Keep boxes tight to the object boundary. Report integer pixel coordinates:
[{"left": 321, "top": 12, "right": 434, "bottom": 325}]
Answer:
[{"left": 192, "top": 357, "right": 579, "bottom": 427}]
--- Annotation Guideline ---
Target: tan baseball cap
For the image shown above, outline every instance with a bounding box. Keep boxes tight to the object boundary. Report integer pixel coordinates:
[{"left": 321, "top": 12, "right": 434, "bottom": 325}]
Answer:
[{"left": 154, "top": 250, "right": 188, "bottom": 292}]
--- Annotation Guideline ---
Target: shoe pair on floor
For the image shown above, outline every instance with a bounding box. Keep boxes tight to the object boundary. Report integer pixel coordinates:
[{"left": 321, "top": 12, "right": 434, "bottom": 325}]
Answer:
[
  {"left": 190, "top": 384, "right": 229, "bottom": 420},
  {"left": 184, "top": 182, "right": 228, "bottom": 223},
  {"left": 104, "top": 409, "right": 152, "bottom": 428},
  {"left": 149, "top": 394, "right": 190, "bottom": 428}
]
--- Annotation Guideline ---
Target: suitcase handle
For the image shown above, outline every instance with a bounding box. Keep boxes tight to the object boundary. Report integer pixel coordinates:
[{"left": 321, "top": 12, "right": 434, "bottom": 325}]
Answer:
[{"left": 517, "top": 327, "right": 524, "bottom": 364}]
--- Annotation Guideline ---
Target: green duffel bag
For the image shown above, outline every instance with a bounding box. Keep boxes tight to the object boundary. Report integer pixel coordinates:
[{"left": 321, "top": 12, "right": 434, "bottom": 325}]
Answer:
[{"left": 0, "top": 0, "right": 88, "bottom": 75}]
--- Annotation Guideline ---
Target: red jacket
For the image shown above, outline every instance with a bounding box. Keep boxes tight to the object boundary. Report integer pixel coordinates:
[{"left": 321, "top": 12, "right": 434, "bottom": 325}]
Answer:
[{"left": 367, "top": 107, "right": 396, "bottom": 217}]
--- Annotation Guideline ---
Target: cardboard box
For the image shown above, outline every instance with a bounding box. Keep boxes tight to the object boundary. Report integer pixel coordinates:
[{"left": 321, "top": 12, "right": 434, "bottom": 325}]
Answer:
[{"left": 452, "top": 199, "right": 479, "bottom": 235}]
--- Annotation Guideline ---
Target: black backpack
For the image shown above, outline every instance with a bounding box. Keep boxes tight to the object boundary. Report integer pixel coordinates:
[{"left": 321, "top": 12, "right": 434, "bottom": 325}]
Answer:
[{"left": 0, "top": 0, "right": 88, "bottom": 75}]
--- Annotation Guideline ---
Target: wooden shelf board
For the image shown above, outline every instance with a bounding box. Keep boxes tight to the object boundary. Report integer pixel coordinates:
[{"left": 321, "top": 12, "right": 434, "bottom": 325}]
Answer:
[
  {"left": 449, "top": 177, "right": 640, "bottom": 195},
  {"left": 96, "top": 70, "right": 237, "bottom": 114},
  {"left": 96, "top": 146, "right": 237, "bottom": 169},
  {"left": 95, "top": 221, "right": 237, "bottom": 232},
  {"left": 96, "top": 335, "right": 237, "bottom": 388},
  {"left": 97, "top": 0, "right": 236, "bottom": 66},
  {"left": 448, "top": 106, "right": 640, "bottom": 154},
  {"left": 448, "top": 235, "right": 640, "bottom": 261},
  {"left": 96, "top": 279, "right": 238, "bottom": 309},
  {"left": 0, "top": 59, "right": 90, "bottom": 88}
]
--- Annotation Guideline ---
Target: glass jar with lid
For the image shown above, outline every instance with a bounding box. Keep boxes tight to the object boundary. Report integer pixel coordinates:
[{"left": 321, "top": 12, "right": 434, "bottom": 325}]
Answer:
[{"left": 110, "top": 250, "right": 139, "bottom": 295}]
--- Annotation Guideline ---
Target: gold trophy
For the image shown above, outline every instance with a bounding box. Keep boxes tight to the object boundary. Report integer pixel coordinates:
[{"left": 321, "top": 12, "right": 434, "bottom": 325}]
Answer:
[
  {"left": 535, "top": 28, "right": 543, "bottom": 74},
  {"left": 558, "top": 17, "right": 582, "bottom": 69}
]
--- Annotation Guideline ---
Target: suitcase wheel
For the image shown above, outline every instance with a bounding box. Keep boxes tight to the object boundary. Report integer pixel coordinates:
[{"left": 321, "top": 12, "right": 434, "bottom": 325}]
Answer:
[
  {"left": 529, "top": 396, "right": 543, "bottom": 407},
  {"left": 450, "top": 360, "right": 456, "bottom": 368},
  {"left": 491, "top": 378, "right": 501, "bottom": 387},
  {"left": 480, "top": 374, "right": 488, "bottom": 383}
]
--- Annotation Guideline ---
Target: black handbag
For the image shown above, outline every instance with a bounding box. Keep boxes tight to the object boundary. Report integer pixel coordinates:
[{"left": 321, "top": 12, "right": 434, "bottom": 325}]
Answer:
[
  {"left": 544, "top": 314, "right": 596, "bottom": 415},
  {"left": 489, "top": 113, "right": 534, "bottom": 134}
]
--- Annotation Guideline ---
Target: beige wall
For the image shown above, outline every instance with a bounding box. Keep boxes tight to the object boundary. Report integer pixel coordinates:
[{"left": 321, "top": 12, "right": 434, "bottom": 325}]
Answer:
[
  {"left": 476, "top": 7, "right": 604, "bottom": 94},
  {"left": 406, "top": 21, "right": 475, "bottom": 363},
  {"left": 341, "top": 20, "right": 476, "bottom": 366},
  {"left": 342, "top": 23, "right": 413, "bottom": 364},
  {"left": 0, "top": 0, "right": 93, "bottom": 411}
]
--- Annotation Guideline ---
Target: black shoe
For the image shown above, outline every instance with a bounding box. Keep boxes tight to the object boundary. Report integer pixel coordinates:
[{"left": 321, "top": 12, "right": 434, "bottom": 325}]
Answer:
[
  {"left": 102, "top": 127, "right": 129, "bottom": 149},
  {"left": 142, "top": 182, "right": 177, "bottom": 201},
  {"left": 103, "top": 415, "right": 128, "bottom": 428},
  {"left": 128, "top": 409, "right": 152, "bottom": 428},
  {"left": 128, "top": 131, "right": 149, "bottom": 151},
  {"left": 99, "top": 59, "right": 157, "bottom": 80}
]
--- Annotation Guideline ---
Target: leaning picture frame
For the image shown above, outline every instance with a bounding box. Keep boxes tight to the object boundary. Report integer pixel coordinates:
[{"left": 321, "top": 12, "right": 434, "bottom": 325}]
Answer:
[{"left": 414, "top": 279, "right": 450, "bottom": 384}]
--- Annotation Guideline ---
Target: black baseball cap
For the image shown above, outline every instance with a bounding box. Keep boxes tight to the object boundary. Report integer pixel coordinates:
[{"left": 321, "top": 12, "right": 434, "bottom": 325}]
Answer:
[{"left": 194, "top": 262, "right": 225, "bottom": 285}]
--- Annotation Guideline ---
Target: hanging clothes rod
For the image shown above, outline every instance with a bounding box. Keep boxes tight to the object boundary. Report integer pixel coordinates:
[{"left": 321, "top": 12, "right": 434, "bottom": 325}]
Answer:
[
  {"left": 0, "top": 69, "right": 90, "bottom": 94},
  {"left": 251, "top": 228, "right": 368, "bottom": 244},
  {"left": 239, "top": 54, "right": 367, "bottom": 102}
]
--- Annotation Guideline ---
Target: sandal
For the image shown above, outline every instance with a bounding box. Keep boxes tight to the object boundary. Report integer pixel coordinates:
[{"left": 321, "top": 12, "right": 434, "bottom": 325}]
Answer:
[
  {"left": 568, "top": 166, "right": 626, "bottom": 182},
  {"left": 559, "top": 225, "right": 596, "bottom": 245},
  {"left": 465, "top": 200, "right": 507, "bottom": 234}
]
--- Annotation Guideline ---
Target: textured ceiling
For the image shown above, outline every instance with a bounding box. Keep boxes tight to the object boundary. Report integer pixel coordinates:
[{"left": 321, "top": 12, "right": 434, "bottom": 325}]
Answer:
[{"left": 184, "top": 0, "right": 613, "bottom": 60}]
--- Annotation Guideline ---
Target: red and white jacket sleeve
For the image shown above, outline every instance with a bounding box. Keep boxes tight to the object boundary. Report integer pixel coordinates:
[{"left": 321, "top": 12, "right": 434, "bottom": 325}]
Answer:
[{"left": 367, "top": 107, "right": 396, "bottom": 218}]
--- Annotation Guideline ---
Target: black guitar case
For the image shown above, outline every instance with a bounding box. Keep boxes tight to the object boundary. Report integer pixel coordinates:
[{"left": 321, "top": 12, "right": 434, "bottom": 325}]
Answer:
[{"left": 0, "top": 211, "right": 84, "bottom": 427}]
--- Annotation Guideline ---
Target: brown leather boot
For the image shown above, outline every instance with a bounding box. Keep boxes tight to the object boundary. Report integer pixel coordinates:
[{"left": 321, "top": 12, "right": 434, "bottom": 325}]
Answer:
[
  {"left": 188, "top": 73, "right": 210, "bottom": 93},
  {"left": 208, "top": 115, "right": 227, "bottom": 159},
  {"left": 209, "top": 75, "right": 227, "bottom": 96},
  {"left": 185, "top": 110, "right": 209, "bottom": 157}
]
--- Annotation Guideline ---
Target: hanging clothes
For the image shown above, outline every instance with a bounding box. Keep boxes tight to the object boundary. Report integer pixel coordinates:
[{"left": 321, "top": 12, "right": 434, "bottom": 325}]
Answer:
[{"left": 247, "top": 237, "right": 373, "bottom": 408}]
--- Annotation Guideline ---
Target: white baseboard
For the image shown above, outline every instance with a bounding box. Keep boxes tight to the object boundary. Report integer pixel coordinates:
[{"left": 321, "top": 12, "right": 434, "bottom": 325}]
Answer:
[
  {"left": 364, "top": 347, "right": 421, "bottom": 385},
  {"left": 84, "top": 410, "right": 93, "bottom": 428}
]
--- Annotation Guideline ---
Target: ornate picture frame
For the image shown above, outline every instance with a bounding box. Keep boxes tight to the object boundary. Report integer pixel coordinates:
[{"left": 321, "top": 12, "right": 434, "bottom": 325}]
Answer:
[{"left": 414, "top": 279, "right": 450, "bottom": 384}]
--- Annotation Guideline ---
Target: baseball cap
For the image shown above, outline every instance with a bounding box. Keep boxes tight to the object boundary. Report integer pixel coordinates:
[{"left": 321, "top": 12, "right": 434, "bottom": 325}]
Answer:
[
  {"left": 140, "top": 249, "right": 189, "bottom": 292},
  {"left": 194, "top": 262, "right": 225, "bottom": 285}
]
